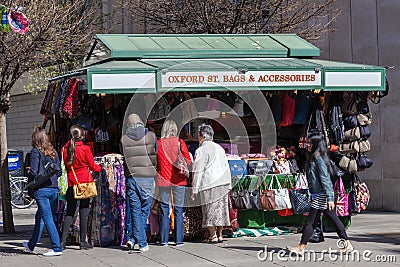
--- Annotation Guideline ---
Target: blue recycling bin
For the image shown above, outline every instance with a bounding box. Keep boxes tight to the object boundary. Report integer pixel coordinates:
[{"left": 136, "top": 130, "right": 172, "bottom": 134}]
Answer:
[{"left": 7, "top": 149, "right": 24, "bottom": 177}]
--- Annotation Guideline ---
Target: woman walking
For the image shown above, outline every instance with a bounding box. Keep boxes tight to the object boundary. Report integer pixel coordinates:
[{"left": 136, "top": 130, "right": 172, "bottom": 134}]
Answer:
[
  {"left": 288, "top": 134, "right": 353, "bottom": 254},
  {"left": 22, "top": 127, "right": 63, "bottom": 256},
  {"left": 192, "top": 123, "right": 231, "bottom": 243},
  {"left": 156, "top": 120, "right": 192, "bottom": 246},
  {"left": 61, "top": 125, "right": 102, "bottom": 250}
]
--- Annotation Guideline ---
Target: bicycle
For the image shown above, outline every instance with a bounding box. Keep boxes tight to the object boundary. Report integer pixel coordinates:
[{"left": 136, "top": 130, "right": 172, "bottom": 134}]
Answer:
[{"left": 10, "top": 176, "right": 35, "bottom": 209}]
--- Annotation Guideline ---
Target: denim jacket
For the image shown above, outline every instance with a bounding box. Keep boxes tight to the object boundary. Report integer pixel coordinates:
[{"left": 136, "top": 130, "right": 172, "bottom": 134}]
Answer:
[{"left": 306, "top": 156, "right": 334, "bottom": 202}]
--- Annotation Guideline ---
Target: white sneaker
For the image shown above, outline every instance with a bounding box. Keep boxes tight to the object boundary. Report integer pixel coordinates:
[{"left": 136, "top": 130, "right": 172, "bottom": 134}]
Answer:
[
  {"left": 126, "top": 240, "right": 134, "bottom": 250},
  {"left": 175, "top": 243, "right": 184, "bottom": 247},
  {"left": 43, "top": 249, "right": 62, "bottom": 257},
  {"left": 139, "top": 245, "right": 149, "bottom": 252},
  {"left": 22, "top": 241, "right": 33, "bottom": 253}
]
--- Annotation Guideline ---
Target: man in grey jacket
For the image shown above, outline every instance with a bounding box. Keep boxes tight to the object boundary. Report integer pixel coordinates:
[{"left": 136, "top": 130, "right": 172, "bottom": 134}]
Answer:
[{"left": 121, "top": 114, "right": 157, "bottom": 252}]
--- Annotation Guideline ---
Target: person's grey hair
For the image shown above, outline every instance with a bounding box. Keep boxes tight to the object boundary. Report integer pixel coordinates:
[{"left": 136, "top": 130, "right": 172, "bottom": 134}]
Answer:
[
  {"left": 161, "top": 120, "right": 178, "bottom": 138},
  {"left": 198, "top": 123, "right": 214, "bottom": 141}
]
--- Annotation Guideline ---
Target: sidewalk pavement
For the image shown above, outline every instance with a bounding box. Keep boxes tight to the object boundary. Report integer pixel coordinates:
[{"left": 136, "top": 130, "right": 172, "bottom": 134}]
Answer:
[{"left": 1, "top": 206, "right": 400, "bottom": 267}]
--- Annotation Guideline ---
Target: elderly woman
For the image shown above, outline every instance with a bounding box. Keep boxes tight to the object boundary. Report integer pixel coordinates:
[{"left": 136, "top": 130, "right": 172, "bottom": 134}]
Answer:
[
  {"left": 156, "top": 120, "right": 192, "bottom": 246},
  {"left": 192, "top": 123, "right": 232, "bottom": 243}
]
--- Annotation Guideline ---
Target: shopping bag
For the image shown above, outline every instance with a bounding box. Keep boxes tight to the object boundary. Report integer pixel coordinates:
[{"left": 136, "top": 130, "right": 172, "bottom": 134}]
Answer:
[{"left": 334, "top": 177, "right": 349, "bottom": 216}]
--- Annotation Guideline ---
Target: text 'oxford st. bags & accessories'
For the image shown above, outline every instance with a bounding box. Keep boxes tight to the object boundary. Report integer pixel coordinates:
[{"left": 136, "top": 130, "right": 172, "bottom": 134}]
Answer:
[
  {"left": 290, "top": 174, "right": 311, "bottom": 214},
  {"left": 334, "top": 177, "right": 350, "bottom": 217},
  {"left": 230, "top": 180, "right": 252, "bottom": 210},
  {"left": 25, "top": 149, "right": 58, "bottom": 190},
  {"left": 72, "top": 166, "right": 98, "bottom": 199}
]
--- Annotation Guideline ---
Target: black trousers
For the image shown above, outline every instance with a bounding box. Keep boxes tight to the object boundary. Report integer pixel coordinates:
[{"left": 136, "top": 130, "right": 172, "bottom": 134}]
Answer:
[
  {"left": 300, "top": 207, "right": 348, "bottom": 245},
  {"left": 65, "top": 186, "right": 90, "bottom": 216}
]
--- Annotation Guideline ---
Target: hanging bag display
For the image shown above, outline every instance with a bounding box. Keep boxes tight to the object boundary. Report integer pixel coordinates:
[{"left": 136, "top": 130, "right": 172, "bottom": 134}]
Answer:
[
  {"left": 360, "top": 126, "right": 372, "bottom": 139},
  {"left": 72, "top": 166, "right": 98, "bottom": 199},
  {"left": 357, "top": 154, "right": 373, "bottom": 169},
  {"left": 260, "top": 176, "right": 276, "bottom": 211},
  {"left": 343, "top": 114, "right": 358, "bottom": 129},
  {"left": 334, "top": 177, "right": 349, "bottom": 217},
  {"left": 328, "top": 93, "right": 345, "bottom": 145}
]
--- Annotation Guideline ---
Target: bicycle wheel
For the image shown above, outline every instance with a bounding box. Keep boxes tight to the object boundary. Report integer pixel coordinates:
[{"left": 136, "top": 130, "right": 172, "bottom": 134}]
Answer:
[{"left": 10, "top": 177, "right": 35, "bottom": 209}]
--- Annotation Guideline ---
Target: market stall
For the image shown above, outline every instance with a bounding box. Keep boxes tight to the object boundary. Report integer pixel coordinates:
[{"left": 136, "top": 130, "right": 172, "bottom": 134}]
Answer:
[{"left": 42, "top": 34, "right": 386, "bottom": 246}]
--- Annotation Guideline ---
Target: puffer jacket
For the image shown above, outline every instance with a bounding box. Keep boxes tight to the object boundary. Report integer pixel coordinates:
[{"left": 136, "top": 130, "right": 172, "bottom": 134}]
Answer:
[
  {"left": 156, "top": 137, "right": 191, "bottom": 187},
  {"left": 306, "top": 156, "right": 335, "bottom": 202}
]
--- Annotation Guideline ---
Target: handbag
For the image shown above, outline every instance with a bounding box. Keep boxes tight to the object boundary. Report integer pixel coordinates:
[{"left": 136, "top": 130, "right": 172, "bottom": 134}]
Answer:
[
  {"left": 278, "top": 175, "right": 294, "bottom": 216},
  {"left": 272, "top": 176, "right": 292, "bottom": 210},
  {"left": 360, "top": 126, "right": 371, "bottom": 139},
  {"left": 230, "top": 181, "right": 252, "bottom": 210},
  {"left": 228, "top": 191, "right": 239, "bottom": 230},
  {"left": 247, "top": 160, "right": 274, "bottom": 175},
  {"left": 344, "top": 127, "right": 360, "bottom": 141},
  {"left": 260, "top": 177, "right": 276, "bottom": 211},
  {"left": 357, "top": 101, "right": 369, "bottom": 114},
  {"left": 339, "top": 141, "right": 360, "bottom": 154},
  {"left": 353, "top": 174, "right": 370, "bottom": 211},
  {"left": 334, "top": 177, "right": 349, "bottom": 216},
  {"left": 341, "top": 100, "right": 357, "bottom": 115},
  {"left": 330, "top": 159, "right": 345, "bottom": 178},
  {"left": 357, "top": 155, "right": 373, "bottom": 169},
  {"left": 309, "top": 213, "right": 325, "bottom": 243},
  {"left": 25, "top": 149, "right": 58, "bottom": 190},
  {"left": 174, "top": 140, "right": 190, "bottom": 178},
  {"left": 58, "top": 148, "right": 68, "bottom": 196},
  {"left": 248, "top": 176, "right": 262, "bottom": 210},
  {"left": 343, "top": 114, "right": 358, "bottom": 129},
  {"left": 72, "top": 166, "right": 98, "bottom": 199},
  {"left": 359, "top": 140, "right": 371, "bottom": 153},
  {"left": 357, "top": 113, "right": 372, "bottom": 126},
  {"left": 348, "top": 189, "right": 359, "bottom": 216}
]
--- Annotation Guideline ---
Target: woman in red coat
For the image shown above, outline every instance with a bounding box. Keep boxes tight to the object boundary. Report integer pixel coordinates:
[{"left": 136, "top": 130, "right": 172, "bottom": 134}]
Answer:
[
  {"left": 156, "top": 120, "right": 191, "bottom": 246},
  {"left": 60, "top": 125, "right": 102, "bottom": 250}
]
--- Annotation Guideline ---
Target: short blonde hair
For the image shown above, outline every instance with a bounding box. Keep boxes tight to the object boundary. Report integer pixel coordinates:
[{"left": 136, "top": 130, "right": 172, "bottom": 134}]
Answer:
[
  {"left": 161, "top": 120, "right": 178, "bottom": 138},
  {"left": 127, "top": 114, "right": 143, "bottom": 127}
]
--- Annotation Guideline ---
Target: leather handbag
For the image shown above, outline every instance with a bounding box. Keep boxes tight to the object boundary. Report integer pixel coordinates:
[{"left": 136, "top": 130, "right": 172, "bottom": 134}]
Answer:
[
  {"left": 290, "top": 173, "right": 311, "bottom": 214},
  {"left": 271, "top": 176, "right": 292, "bottom": 210},
  {"left": 72, "top": 167, "right": 98, "bottom": 199},
  {"left": 339, "top": 156, "right": 358, "bottom": 173},
  {"left": 249, "top": 176, "right": 262, "bottom": 210},
  {"left": 174, "top": 141, "right": 190, "bottom": 178},
  {"left": 330, "top": 159, "right": 345, "bottom": 178},
  {"left": 344, "top": 127, "right": 360, "bottom": 141},
  {"left": 357, "top": 113, "right": 372, "bottom": 126},
  {"left": 357, "top": 155, "right": 373, "bottom": 169},
  {"left": 348, "top": 189, "right": 359, "bottom": 216},
  {"left": 359, "top": 140, "right": 371, "bottom": 153},
  {"left": 334, "top": 177, "right": 349, "bottom": 217},
  {"left": 230, "top": 182, "right": 252, "bottom": 210},
  {"left": 260, "top": 177, "right": 276, "bottom": 211},
  {"left": 339, "top": 141, "right": 360, "bottom": 154}
]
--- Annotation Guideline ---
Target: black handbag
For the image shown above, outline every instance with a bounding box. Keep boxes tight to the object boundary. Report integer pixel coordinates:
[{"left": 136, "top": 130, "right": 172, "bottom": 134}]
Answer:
[
  {"left": 357, "top": 155, "right": 373, "bottom": 169},
  {"left": 309, "top": 214, "right": 325, "bottom": 243},
  {"left": 360, "top": 126, "right": 371, "bottom": 139},
  {"left": 357, "top": 101, "right": 369, "bottom": 114},
  {"left": 330, "top": 159, "right": 345, "bottom": 178},
  {"left": 230, "top": 182, "right": 252, "bottom": 210},
  {"left": 290, "top": 188, "right": 311, "bottom": 214},
  {"left": 25, "top": 149, "right": 58, "bottom": 190},
  {"left": 348, "top": 190, "right": 359, "bottom": 215},
  {"left": 248, "top": 160, "right": 274, "bottom": 175},
  {"left": 343, "top": 114, "right": 358, "bottom": 129}
]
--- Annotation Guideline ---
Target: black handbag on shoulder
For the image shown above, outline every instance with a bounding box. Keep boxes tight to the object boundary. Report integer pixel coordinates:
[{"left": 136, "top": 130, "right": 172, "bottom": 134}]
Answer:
[
  {"left": 25, "top": 150, "right": 58, "bottom": 190},
  {"left": 309, "top": 213, "right": 325, "bottom": 243}
]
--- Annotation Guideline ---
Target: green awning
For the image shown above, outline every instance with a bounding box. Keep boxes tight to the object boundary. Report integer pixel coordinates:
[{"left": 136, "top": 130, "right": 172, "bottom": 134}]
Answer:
[{"left": 84, "top": 34, "right": 320, "bottom": 66}]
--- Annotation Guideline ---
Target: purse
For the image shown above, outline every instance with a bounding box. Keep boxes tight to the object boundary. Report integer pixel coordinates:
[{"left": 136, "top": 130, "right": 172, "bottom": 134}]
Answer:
[
  {"left": 344, "top": 127, "right": 360, "bottom": 140},
  {"left": 353, "top": 174, "right": 370, "bottom": 211},
  {"left": 360, "top": 126, "right": 372, "bottom": 139},
  {"left": 272, "top": 176, "right": 292, "bottom": 210},
  {"left": 348, "top": 189, "right": 359, "bottom": 216},
  {"left": 260, "top": 177, "right": 276, "bottom": 211},
  {"left": 334, "top": 177, "right": 349, "bottom": 217},
  {"left": 341, "top": 100, "right": 357, "bottom": 115},
  {"left": 339, "top": 141, "right": 360, "bottom": 154},
  {"left": 343, "top": 114, "right": 358, "bottom": 129},
  {"left": 278, "top": 175, "right": 294, "bottom": 216},
  {"left": 357, "top": 113, "right": 372, "bottom": 126},
  {"left": 357, "top": 155, "right": 373, "bottom": 169},
  {"left": 72, "top": 167, "right": 98, "bottom": 199},
  {"left": 58, "top": 148, "right": 68, "bottom": 196},
  {"left": 174, "top": 141, "right": 190, "bottom": 178},
  {"left": 359, "top": 140, "right": 371, "bottom": 153},
  {"left": 249, "top": 176, "right": 262, "bottom": 210},
  {"left": 25, "top": 149, "right": 58, "bottom": 190},
  {"left": 357, "top": 101, "right": 369, "bottom": 114},
  {"left": 228, "top": 192, "right": 239, "bottom": 230},
  {"left": 330, "top": 159, "right": 345, "bottom": 178},
  {"left": 230, "top": 181, "right": 252, "bottom": 210}
]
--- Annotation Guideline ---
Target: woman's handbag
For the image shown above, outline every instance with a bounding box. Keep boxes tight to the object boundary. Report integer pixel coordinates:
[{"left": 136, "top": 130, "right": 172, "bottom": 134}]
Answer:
[
  {"left": 360, "top": 126, "right": 372, "bottom": 139},
  {"left": 357, "top": 113, "right": 372, "bottom": 126},
  {"left": 342, "top": 100, "right": 357, "bottom": 115},
  {"left": 260, "top": 177, "right": 276, "bottom": 211},
  {"left": 174, "top": 141, "right": 190, "bottom": 178},
  {"left": 230, "top": 182, "right": 252, "bottom": 210},
  {"left": 357, "top": 155, "right": 373, "bottom": 169},
  {"left": 290, "top": 174, "right": 311, "bottom": 214},
  {"left": 272, "top": 176, "right": 292, "bottom": 210},
  {"left": 249, "top": 176, "right": 262, "bottom": 210},
  {"left": 359, "top": 140, "right": 371, "bottom": 153},
  {"left": 339, "top": 141, "right": 360, "bottom": 154},
  {"left": 348, "top": 189, "right": 359, "bottom": 216},
  {"left": 343, "top": 115, "right": 358, "bottom": 129},
  {"left": 357, "top": 101, "right": 370, "bottom": 114},
  {"left": 278, "top": 175, "right": 294, "bottom": 216},
  {"left": 72, "top": 167, "right": 98, "bottom": 199},
  {"left": 353, "top": 174, "right": 370, "bottom": 211},
  {"left": 334, "top": 177, "right": 349, "bottom": 217}
]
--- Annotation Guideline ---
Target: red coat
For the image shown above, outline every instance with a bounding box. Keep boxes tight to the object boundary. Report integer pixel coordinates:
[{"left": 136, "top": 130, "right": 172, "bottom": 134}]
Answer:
[
  {"left": 156, "top": 137, "right": 192, "bottom": 187},
  {"left": 62, "top": 141, "right": 102, "bottom": 186}
]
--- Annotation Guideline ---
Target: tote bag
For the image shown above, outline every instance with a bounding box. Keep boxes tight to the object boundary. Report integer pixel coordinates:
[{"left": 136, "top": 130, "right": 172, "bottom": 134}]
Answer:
[{"left": 334, "top": 177, "right": 349, "bottom": 216}]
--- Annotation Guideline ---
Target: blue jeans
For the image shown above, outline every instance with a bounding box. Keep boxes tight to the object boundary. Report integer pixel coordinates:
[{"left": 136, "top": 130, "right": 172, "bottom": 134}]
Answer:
[
  {"left": 126, "top": 177, "right": 155, "bottom": 248},
  {"left": 159, "top": 186, "right": 185, "bottom": 245},
  {"left": 28, "top": 188, "right": 61, "bottom": 252}
]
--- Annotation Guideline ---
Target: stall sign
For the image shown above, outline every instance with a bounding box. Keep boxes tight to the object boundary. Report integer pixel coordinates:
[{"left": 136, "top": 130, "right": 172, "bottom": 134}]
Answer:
[
  {"left": 91, "top": 73, "right": 156, "bottom": 90},
  {"left": 162, "top": 70, "right": 321, "bottom": 88}
]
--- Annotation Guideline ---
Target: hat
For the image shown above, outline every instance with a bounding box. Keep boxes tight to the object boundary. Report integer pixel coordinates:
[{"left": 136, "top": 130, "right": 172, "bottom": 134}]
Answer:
[
  {"left": 128, "top": 114, "right": 143, "bottom": 127},
  {"left": 8, "top": 10, "right": 29, "bottom": 34}
]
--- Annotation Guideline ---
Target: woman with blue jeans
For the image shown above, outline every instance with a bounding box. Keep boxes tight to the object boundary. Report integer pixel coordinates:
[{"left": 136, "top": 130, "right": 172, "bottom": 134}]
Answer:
[
  {"left": 156, "top": 120, "right": 191, "bottom": 246},
  {"left": 22, "top": 127, "right": 62, "bottom": 256}
]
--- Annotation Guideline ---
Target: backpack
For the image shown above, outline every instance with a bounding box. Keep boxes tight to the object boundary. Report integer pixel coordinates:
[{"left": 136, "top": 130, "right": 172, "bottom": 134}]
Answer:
[{"left": 328, "top": 93, "right": 344, "bottom": 145}]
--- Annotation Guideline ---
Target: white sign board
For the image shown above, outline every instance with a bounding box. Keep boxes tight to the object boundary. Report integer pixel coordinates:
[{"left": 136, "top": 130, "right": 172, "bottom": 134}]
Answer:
[{"left": 91, "top": 73, "right": 156, "bottom": 90}]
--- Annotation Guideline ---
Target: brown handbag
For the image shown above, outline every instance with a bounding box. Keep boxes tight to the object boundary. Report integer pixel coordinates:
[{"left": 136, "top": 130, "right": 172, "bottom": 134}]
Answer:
[
  {"left": 260, "top": 176, "right": 276, "bottom": 211},
  {"left": 72, "top": 167, "right": 98, "bottom": 199}
]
